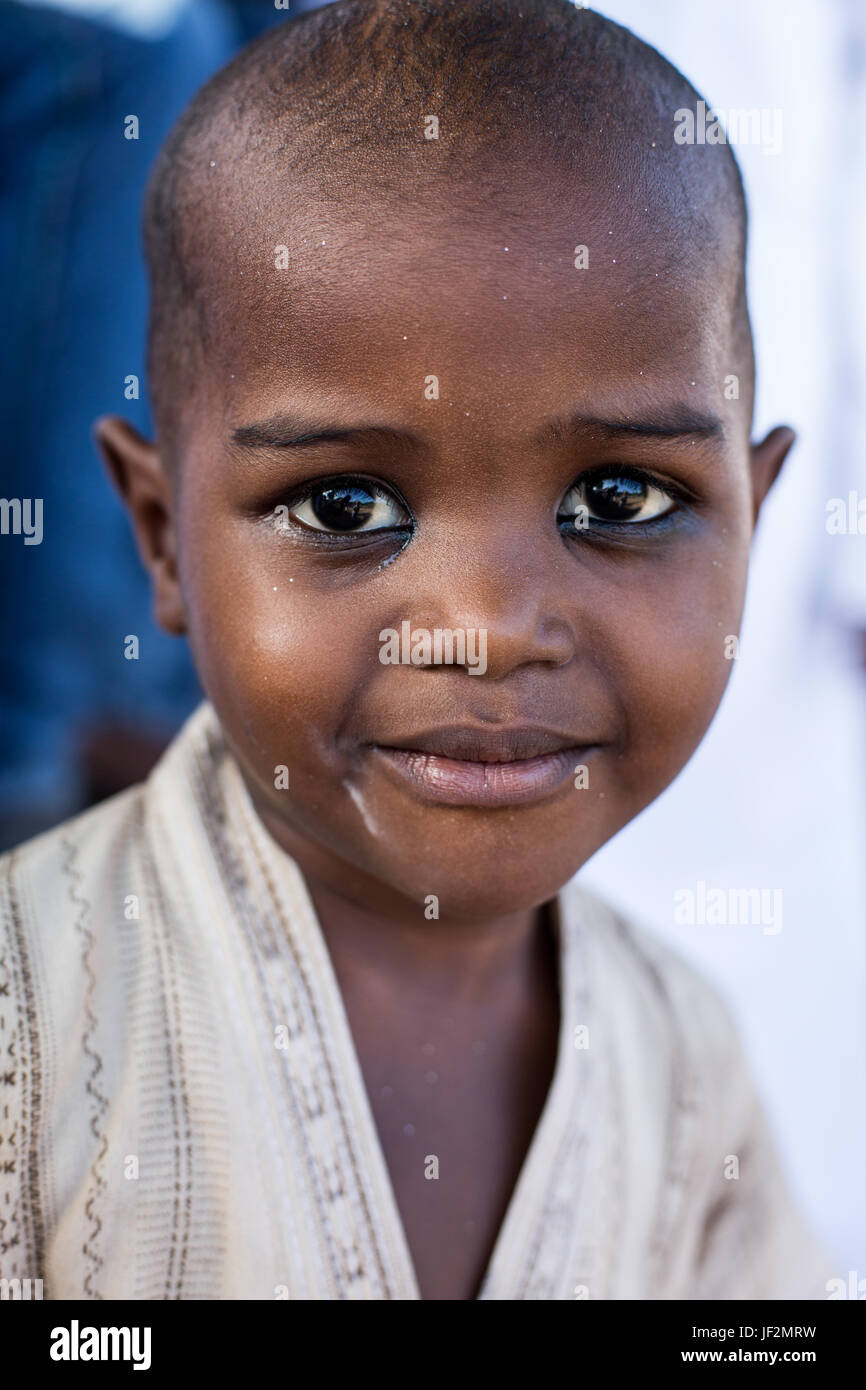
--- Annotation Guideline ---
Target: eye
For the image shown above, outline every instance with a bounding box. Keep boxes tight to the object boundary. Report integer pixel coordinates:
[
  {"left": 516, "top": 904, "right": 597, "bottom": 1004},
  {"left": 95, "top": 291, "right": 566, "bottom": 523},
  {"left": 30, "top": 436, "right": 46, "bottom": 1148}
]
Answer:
[
  {"left": 286, "top": 477, "right": 410, "bottom": 534},
  {"left": 558, "top": 468, "right": 677, "bottom": 527}
]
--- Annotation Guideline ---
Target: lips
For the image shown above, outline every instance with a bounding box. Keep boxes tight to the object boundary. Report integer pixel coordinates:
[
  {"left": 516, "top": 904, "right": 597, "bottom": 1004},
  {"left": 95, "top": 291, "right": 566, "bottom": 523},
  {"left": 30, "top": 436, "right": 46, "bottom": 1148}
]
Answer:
[
  {"left": 370, "top": 726, "right": 597, "bottom": 807},
  {"left": 377, "top": 725, "right": 581, "bottom": 763}
]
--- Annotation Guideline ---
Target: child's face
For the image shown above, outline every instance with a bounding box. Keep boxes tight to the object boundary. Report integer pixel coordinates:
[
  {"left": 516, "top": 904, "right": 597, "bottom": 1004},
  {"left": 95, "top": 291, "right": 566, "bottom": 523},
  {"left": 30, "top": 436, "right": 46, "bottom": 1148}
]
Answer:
[{"left": 102, "top": 168, "right": 791, "bottom": 919}]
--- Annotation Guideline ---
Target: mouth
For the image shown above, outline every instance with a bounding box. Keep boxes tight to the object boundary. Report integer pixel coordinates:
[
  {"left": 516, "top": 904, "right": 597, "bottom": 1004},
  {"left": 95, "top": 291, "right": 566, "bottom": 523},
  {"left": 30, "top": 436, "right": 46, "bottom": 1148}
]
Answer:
[{"left": 370, "top": 726, "right": 599, "bottom": 808}]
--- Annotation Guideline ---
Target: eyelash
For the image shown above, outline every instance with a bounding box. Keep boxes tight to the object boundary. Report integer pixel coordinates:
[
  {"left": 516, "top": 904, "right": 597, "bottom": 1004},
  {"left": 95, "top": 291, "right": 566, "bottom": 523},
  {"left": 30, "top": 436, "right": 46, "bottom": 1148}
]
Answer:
[
  {"left": 268, "top": 465, "right": 693, "bottom": 545},
  {"left": 557, "top": 464, "right": 694, "bottom": 537},
  {"left": 270, "top": 475, "right": 414, "bottom": 547}
]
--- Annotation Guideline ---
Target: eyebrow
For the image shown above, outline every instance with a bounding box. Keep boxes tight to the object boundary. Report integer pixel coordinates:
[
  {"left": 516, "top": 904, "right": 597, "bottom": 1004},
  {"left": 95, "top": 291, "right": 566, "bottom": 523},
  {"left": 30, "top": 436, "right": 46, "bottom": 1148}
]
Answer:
[
  {"left": 230, "top": 415, "right": 423, "bottom": 451},
  {"left": 230, "top": 404, "right": 726, "bottom": 454},
  {"left": 536, "top": 406, "right": 726, "bottom": 446}
]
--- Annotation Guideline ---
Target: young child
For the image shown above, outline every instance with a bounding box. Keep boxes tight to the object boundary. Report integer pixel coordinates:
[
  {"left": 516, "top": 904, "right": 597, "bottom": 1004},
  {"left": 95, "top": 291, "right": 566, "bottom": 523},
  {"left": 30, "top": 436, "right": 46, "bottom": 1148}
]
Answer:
[{"left": 0, "top": 0, "right": 832, "bottom": 1300}]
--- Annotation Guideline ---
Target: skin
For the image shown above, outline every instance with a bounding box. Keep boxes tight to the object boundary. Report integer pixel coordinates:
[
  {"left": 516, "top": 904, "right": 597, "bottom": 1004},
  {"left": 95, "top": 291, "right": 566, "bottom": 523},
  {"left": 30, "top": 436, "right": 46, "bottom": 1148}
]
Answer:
[{"left": 96, "top": 160, "right": 793, "bottom": 1300}]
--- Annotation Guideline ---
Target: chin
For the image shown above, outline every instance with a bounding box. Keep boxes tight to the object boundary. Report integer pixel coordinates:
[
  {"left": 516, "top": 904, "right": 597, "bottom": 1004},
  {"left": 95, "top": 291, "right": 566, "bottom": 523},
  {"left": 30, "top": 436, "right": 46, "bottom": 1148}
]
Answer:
[{"left": 379, "top": 842, "right": 591, "bottom": 921}]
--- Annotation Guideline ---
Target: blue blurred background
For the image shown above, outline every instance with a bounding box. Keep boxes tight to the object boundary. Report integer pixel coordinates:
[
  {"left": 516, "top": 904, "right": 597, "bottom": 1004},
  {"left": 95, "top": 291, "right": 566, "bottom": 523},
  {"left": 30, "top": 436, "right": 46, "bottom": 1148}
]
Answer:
[{"left": 0, "top": 0, "right": 331, "bottom": 848}]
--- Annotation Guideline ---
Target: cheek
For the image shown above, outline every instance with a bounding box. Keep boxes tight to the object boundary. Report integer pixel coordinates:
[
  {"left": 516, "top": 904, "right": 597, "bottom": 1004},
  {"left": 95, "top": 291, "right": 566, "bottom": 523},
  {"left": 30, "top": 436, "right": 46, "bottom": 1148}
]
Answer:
[
  {"left": 179, "top": 511, "right": 369, "bottom": 766},
  {"left": 607, "top": 540, "right": 749, "bottom": 802}
]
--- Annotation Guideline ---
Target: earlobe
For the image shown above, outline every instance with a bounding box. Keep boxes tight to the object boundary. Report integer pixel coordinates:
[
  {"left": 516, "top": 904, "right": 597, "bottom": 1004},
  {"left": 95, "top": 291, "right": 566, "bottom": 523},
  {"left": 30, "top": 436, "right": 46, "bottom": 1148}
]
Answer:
[
  {"left": 92, "top": 415, "right": 187, "bottom": 636},
  {"left": 750, "top": 425, "right": 796, "bottom": 525}
]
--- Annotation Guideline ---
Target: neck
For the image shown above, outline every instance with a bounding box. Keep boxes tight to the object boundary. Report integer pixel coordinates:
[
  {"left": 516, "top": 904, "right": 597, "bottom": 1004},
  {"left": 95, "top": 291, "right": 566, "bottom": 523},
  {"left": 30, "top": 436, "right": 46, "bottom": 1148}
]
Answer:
[{"left": 304, "top": 873, "right": 553, "bottom": 1008}]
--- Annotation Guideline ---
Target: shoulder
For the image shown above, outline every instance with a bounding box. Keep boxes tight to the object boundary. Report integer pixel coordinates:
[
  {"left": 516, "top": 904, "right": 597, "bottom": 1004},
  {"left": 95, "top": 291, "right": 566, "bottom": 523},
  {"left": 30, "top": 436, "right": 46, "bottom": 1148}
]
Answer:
[
  {"left": 0, "top": 791, "right": 136, "bottom": 1274},
  {"left": 0, "top": 703, "right": 219, "bottom": 938},
  {"left": 560, "top": 881, "right": 834, "bottom": 1298},
  {"left": 0, "top": 782, "right": 165, "bottom": 1280},
  {"left": 0, "top": 784, "right": 147, "bottom": 937},
  {"left": 0, "top": 782, "right": 153, "bottom": 1106},
  {"left": 0, "top": 786, "right": 150, "bottom": 1120},
  {"left": 561, "top": 877, "right": 751, "bottom": 1097}
]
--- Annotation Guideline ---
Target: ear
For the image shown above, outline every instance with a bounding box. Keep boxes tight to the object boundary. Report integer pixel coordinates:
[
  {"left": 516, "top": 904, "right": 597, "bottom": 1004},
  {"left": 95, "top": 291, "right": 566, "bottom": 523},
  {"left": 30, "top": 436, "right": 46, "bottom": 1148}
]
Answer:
[
  {"left": 750, "top": 425, "right": 796, "bottom": 526},
  {"left": 94, "top": 415, "right": 187, "bottom": 635}
]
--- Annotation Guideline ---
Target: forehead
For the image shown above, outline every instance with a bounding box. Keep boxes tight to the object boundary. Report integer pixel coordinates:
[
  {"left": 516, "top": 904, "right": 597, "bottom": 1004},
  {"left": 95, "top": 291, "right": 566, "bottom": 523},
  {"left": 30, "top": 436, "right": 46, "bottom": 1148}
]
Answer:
[{"left": 198, "top": 169, "right": 738, "bottom": 430}]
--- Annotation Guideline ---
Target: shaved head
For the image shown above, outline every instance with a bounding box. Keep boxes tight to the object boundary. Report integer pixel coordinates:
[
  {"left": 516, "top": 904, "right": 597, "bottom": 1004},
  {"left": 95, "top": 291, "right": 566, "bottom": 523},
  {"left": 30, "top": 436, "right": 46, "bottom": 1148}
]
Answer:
[{"left": 142, "top": 0, "right": 751, "bottom": 457}]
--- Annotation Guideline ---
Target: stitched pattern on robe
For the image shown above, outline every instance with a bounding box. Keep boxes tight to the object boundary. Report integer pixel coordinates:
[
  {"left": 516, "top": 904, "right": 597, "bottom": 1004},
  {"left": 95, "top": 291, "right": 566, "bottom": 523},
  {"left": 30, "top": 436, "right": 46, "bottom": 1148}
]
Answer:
[
  {"left": 62, "top": 836, "right": 109, "bottom": 1300},
  {"left": 190, "top": 731, "right": 394, "bottom": 1299},
  {"left": 610, "top": 913, "right": 707, "bottom": 1296},
  {"left": 517, "top": 920, "right": 594, "bottom": 1299},
  {"left": 0, "top": 852, "right": 45, "bottom": 1283},
  {"left": 137, "top": 827, "right": 194, "bottom": 1299}
]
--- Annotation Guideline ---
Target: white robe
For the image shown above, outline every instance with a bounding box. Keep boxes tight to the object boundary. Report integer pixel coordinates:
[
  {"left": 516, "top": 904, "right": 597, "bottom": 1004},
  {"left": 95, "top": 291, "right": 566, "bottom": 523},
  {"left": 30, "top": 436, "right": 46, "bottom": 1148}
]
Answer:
[{"left": 0, "top": 703, "right": 831, "bottom": 1299}]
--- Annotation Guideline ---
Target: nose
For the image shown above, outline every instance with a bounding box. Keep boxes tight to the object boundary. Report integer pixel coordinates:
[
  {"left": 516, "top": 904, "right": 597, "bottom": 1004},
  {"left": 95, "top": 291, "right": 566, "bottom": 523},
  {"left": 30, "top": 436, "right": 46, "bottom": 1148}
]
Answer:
[{"left": 400, "top": 527, "right": 577, "bottom": 681}]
